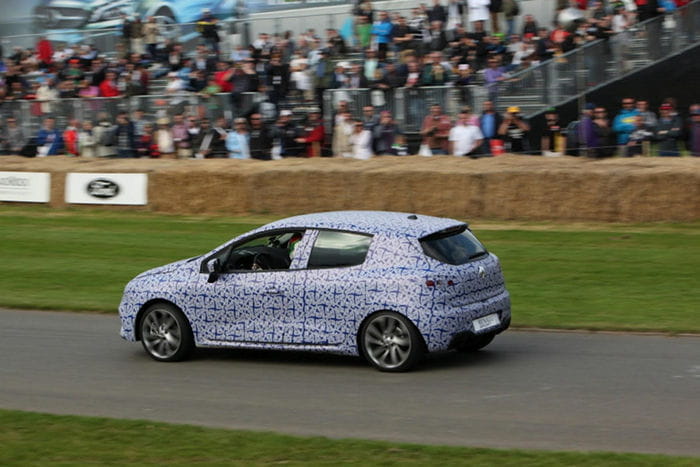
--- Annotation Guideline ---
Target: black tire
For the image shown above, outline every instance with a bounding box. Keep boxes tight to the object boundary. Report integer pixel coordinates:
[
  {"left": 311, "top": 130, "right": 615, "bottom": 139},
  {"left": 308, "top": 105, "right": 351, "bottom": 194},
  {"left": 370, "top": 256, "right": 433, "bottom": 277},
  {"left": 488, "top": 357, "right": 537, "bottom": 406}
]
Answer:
[
  {"left": 359, "top": 311, "right": 424, "bottom": 372},
  {"left": 457, "top": 332, "right": 495, "bottom": 353},
  {"left": 139, "top": 303, "right": 194, "bottom": 362}
]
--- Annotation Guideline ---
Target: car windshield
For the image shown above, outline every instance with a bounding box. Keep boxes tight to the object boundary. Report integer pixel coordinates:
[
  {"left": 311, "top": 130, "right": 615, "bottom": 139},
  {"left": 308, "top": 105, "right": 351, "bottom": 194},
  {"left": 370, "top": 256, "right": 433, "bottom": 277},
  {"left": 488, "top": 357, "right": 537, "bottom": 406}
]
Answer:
[{"left": 420, "top": 225, "right": 487, "bottom": 265}]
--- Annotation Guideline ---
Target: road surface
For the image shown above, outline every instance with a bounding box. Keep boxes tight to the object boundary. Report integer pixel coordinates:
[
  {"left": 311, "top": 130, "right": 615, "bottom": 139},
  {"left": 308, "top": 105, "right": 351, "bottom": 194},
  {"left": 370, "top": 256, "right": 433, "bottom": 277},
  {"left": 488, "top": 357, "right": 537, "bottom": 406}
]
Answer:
[{"left": 1, "top": 309, "right": 698, "bottom": 456}]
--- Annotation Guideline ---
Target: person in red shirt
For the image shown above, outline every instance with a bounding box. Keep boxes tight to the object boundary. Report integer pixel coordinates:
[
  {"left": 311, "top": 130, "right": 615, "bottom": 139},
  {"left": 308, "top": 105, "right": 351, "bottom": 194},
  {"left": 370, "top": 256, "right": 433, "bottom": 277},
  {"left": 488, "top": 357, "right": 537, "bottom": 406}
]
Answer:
[
  {"left": 296, "top": 109, "right": 325, "bottom": 157},
  {"left": 37, "top": 36, "right": 53, "bottom": 70},
  {"left": 213, "top": 61, "right": 234, "bottom": 93},
  {"left": 99, "top": 71, "right": 121, "bottom": 97},
  {"left": 63, "top": 119, "right": 80, "bottom": 156}
]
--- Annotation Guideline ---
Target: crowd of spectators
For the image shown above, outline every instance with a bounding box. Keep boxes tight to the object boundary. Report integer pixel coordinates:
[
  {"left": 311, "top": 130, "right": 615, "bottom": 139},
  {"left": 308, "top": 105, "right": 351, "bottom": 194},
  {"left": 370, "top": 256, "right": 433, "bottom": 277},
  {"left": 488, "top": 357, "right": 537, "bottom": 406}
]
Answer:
[{"left": 0, "top": 0, "right": 697, "bottom": 158}]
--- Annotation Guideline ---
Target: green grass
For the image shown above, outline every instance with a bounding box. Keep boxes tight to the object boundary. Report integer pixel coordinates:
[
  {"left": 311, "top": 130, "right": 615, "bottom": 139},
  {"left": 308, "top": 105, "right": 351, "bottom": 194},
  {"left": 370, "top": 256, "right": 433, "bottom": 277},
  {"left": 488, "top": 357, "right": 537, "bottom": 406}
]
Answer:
[
  {"left": 0, "top": 409, "right": 696, "bottom": 466},
  {"left": 0, "top": 206, "right": 698, "bottom": 333}
]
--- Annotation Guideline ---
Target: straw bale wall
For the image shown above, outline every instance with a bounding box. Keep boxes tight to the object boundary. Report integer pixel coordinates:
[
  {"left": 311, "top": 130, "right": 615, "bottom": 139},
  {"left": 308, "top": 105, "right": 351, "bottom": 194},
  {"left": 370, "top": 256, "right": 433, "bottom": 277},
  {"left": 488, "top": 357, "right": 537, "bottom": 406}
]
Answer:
[{"left": 1, "top": 155, "right": 699, "bottom": 222}]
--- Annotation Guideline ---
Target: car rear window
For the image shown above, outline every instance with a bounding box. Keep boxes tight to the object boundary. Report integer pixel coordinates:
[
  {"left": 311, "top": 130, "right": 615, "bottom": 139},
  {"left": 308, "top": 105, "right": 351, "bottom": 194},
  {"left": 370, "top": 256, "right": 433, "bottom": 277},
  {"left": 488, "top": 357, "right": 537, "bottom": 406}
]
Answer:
[
  {"left": 308, "top": 231, "right": 372, "bottom": 268},
  {"left": 420, "top": 226, "right": 487, "bottom": 265}
]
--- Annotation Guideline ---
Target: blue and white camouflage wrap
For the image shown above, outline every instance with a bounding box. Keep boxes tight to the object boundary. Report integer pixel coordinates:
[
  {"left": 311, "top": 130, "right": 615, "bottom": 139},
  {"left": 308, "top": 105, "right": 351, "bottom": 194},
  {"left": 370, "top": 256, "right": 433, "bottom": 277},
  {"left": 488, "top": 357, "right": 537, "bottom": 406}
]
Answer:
[{"left": 119, "top": 211, "right": 511, "bottom": 355}]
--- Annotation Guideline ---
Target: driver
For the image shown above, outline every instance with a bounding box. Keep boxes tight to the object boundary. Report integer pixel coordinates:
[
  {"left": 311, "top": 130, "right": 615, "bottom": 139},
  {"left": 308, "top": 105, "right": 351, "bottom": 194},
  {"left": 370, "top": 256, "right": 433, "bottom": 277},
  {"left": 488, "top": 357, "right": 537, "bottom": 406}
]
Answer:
[{"left": 288, "top": 233, "right": 303, "bottom": 260}]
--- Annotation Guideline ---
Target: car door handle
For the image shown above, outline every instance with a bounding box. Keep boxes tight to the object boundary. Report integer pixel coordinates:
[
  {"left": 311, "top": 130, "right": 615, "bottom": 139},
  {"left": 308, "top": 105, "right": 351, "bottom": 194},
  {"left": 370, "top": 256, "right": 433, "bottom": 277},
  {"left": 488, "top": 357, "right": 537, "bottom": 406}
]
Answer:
[{"left": 265, "top": 287, "right": 282, "bottom": 295}]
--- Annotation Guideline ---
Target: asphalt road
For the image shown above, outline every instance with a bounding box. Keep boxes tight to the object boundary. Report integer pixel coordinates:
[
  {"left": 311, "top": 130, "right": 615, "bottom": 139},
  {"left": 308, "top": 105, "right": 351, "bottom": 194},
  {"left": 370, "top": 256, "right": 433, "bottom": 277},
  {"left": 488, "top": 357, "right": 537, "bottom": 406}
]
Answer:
[{"left": 1, "top": 308, "right": 698, "bottom": 456}]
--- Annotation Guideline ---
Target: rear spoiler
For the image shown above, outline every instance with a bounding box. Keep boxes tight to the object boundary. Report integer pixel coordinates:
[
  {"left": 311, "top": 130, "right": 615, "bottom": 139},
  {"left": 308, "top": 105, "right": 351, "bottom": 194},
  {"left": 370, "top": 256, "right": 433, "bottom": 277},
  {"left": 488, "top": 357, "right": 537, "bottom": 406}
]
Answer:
[{"left": 419, "top": 224, "right": 468, "bottom": 242}]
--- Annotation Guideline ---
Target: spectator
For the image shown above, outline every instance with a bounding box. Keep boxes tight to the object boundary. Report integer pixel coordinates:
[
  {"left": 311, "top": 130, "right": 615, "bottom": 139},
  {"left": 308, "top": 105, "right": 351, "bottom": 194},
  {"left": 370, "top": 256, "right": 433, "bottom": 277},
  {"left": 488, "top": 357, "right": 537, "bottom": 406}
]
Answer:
[
  {"left": 1, "top": 117, "right": 27, "bottom": 155},
  {"left": 210, "top": 116, "right": 230, "bottom": 158},
  {"left": 498, "top": 106, "right": 531, "bottom": 154},
  {"left": 63, "top": 119, "right": 81, "bottom": 157},
  {"left": 99, "top": 71, "right": 121, "bottom": 97},
  {"left": 612, "top": 97, "right": 640, "bottom": 153},
  {"left": 273, "top": 110, "right": 304, "bottom": 158},
  {"left": 356, "top": 15, "right": 373, "bottom": 51},
  {"left": 143, "top": 17, "right": 160, "bottom": 60},
  {"left": 349, "top": 120, "right": 374, "bottom": 159},
  {"left": 688, "top": 106, "right": 700, "bottom": 157},
  {"left": 248, "top": 113, "right": 273, "bottom": 160},
  {"left": 449, "top": 108, "right": 484, "bottom": 157},
  {"left": 290, "top": 60, "right": 314, "bottom": 102},
  {"left": 422, "top": 52, "right": 451, "bottom": 85},
  {"left": 468, "top": 0, "right": 491, "bottom": 33},
  {"left": 155, "top": 117, "right": 175, "bottom": 158},
  {"left": 591, "top": 106, "right": 615, "bottom": 158},
  {"left": 626, "top": 115, "right": 654, "bottom": 156},
  {"left": 636, "top": 99, "right": 658, "bottom": 129},
  {"left": 372, "top": 111, "right": 404, "bottom": 155},
  {"left": 425, "top": 21, "right": 448, "bottom": 52},
  {"left": 479, "top": 100, "right": 503, "bottom": 154},
  {"left": 135, "top": 122, "right": 159, "bottom": 158},
  {"left": 428, "top": 0, "right": 448, "bottom": 25},
  {"left": 541, "top": 108, "right": 564, "bottom": 156},
  {"left": 296, "top": 109, "right": 325, "bottom": 157},
  {"left": 93, "top": 113, "right": 116, "bottom": 158},
  {"left": 503, "top": 0, "right": 521, "bottom": 37},
  {"left": 36, "top": 36, "right": 53, "bottom": 70},
  {"left": 392, "top": 16, "right": 417, "bottom": 52},
  {"left": 655, "top": 103, "right": 682, "bottom": 156},
  {"left": 170, "top": 114, "right": 192, "bottom": 159},
  {"left": 490, "top": 0, "right": 504, "bottom": 33},
  {"left": 131, "top": 17, "right": 145, "bottom": 55},
  {"left": 332, "top": 110, "right": 355, "bottom": 157},
  {"left": 227, "top": 117, "right": 251, "bottom": 159},
  {"left": 78, "top": 120, "right": 98, "bottom": 158},
  {"left": 371, "top": 11, "right": 394, "bottom": 60},
  {"left": 522, "top": 14, "right": 539, "bottom": 36},
  {"left": 197, "top": 9, "right": 221, "bottom": 57},
  {"left": 36, "top": 78, "right": 58, "bottom": 114},
  {"left": 420, "top": 104, "right": 453, "bottom": 155},
  {"left": 326, "top": 28, "right": 347, "bottom": 57},
  {"left": 114, "top": 112, "right": 136, "bottom": 158},
  {"left": 484, "top": 57, "right": 506, "bottom": 104},
  {"left": 36, "top": 117, "right": 63, "bottom": 156}
]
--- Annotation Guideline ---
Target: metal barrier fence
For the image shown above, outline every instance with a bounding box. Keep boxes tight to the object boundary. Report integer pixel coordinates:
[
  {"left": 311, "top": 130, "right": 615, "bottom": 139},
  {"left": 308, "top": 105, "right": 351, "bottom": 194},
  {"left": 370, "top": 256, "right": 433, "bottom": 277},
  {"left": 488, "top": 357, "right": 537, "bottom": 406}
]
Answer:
[
  {"left": 2, "top": 93, "right": 257, "bottom": 135},
  {"left": 499, "top": 1, "right": 700, "bottom": 115},
  {"left": 323, "top": 85, "right": 481, "bottom": 134}
]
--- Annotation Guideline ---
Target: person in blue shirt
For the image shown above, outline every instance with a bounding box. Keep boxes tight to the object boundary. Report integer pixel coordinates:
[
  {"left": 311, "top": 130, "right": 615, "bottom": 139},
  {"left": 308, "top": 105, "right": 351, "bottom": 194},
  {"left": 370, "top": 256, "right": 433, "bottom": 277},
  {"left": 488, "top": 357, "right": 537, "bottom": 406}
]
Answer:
[
  {"left": 371, "top": 11, "right": 394, "bottom": 60},
  {"left": 36, "top": 117, "right": 63, "bottom": 156},
  {"left": 612, "top": 98, "right": 640, "bottom": 152},
  {"left": 226, "top": 118, "right": 250, "bottom": 159},
  {"left": 479, "top": 100, "right": 503, "bottom": 155}
]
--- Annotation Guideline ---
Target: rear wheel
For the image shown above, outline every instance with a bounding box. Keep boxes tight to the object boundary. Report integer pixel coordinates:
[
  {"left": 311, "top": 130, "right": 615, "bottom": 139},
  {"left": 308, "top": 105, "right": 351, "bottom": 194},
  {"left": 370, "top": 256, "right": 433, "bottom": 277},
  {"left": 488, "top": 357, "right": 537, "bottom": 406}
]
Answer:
[
  {"left": 360, "top": 312, "right": 423, "bottom": 372},
  {"left": 140, "top": 303, "right": 194, "bottom": 362},
  {"left": 457, "top": 332, "right": 495, "bottom": 353}
]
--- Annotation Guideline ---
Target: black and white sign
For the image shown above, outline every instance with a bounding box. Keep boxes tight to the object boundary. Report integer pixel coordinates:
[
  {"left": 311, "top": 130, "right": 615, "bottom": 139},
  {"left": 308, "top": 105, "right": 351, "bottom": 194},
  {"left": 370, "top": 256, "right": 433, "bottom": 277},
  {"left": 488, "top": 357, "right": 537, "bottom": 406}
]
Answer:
[
  {"left": 65, "top": 173, "right": 148, "bottom": 205},
  {"left": 0, "top": 171, "right": 51, "bottom": 203}
]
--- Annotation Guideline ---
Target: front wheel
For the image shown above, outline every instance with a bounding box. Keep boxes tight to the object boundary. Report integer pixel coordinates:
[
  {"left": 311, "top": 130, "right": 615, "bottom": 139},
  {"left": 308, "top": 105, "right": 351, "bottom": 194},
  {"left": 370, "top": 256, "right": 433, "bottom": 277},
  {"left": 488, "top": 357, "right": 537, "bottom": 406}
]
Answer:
[
  {"left": 360, "top": 312, "right": 424, "bottom": 372},
  {"left": 140, "top": 303, "right": 194, "bottom": 362}
]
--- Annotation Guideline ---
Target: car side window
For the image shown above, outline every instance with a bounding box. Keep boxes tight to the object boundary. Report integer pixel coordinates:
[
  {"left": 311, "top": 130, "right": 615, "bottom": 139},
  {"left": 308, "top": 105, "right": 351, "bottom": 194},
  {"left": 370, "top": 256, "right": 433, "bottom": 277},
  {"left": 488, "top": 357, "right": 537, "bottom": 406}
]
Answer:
[
  {"left": 307, "top": 231, "right": 372, "bottom": 269},
  {"left": 222, "top": 231, "right": 305, "bottom": 272}
]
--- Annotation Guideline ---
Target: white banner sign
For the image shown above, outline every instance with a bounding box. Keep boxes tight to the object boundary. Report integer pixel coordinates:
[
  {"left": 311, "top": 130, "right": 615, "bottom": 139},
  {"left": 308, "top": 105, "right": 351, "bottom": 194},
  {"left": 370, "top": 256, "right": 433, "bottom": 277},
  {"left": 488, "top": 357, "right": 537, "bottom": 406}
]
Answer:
[
  {"left": 0, "top": 171, "right": 51, "bottom": 203},
  {"left": 65, "top": 173, "right": 148, "bottom": 205}
]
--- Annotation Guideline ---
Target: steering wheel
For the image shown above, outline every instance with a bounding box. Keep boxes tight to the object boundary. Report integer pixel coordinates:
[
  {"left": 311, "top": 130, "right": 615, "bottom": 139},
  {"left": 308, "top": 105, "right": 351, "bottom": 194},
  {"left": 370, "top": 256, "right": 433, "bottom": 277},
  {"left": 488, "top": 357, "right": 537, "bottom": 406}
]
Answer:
[{"left": 251, "top": 253, "right": 271, "bottom": 271}]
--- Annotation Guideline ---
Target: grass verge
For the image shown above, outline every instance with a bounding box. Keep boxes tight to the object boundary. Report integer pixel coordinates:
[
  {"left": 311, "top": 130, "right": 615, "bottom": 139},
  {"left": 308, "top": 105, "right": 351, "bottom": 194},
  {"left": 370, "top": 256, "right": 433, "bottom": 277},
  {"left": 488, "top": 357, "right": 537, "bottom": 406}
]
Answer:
[
  {"left": 0, "top": 409, "right": 697, "bottom": 466},
  {"left": 0, "top": 206, "right": 698, "bottom": 333}
]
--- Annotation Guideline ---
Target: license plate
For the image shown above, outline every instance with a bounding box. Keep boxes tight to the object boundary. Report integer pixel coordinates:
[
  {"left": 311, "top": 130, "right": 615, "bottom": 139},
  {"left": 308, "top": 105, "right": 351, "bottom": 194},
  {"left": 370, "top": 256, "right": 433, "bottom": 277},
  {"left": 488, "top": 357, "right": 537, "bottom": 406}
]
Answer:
[{"left": 473, "top": 313, "right": 500, "bottom": 332}]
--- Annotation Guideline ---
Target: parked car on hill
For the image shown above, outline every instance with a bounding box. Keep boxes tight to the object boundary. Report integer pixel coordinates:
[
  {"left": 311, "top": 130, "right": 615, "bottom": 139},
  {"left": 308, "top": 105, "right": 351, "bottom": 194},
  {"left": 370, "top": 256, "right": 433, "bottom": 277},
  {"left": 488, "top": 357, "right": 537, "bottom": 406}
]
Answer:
[{"left": 118, "top": 211, "right": 511, "bottom": 371}]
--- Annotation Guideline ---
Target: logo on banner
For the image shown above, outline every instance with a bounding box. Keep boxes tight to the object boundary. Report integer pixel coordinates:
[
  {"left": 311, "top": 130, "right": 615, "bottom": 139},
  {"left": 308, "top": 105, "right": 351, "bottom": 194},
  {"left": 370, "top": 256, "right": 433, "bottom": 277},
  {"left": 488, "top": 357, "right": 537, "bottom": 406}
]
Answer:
[{"left": 86, "top": 179, "right": 120, "bottom": 199}]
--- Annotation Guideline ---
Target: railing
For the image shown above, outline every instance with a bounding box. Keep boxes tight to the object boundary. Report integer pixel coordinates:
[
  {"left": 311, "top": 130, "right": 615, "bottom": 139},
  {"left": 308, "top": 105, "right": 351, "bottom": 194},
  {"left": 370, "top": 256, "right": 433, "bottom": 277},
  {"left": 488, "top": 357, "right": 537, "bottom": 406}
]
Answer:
[
  {"left": 499, "top": 1, "right": 700, "bottom": 115},
  {"left": 323, "top": 85, "right": 485, "bottom": 134},
  {"left": 0, "top": 92, "right": 266, "bottom": 135}
]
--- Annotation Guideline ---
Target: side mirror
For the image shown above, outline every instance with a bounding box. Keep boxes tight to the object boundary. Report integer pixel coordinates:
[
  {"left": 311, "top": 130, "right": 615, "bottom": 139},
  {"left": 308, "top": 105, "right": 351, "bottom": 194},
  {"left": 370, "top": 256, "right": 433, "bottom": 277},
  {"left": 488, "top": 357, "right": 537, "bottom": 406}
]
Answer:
[{"left": 206, "top": 258, "right": 221, "bottom": 283}]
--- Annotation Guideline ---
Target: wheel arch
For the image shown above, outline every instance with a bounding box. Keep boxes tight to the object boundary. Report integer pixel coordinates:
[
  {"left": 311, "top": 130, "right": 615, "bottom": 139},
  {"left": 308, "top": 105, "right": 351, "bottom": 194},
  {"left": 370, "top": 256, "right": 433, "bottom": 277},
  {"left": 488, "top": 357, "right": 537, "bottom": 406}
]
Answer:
[
  {"left": 134, "top": 298, "right": 184, "bottom": 341},
  {"left": 356, "top": 309, "right": 428, "bottom": 359}
]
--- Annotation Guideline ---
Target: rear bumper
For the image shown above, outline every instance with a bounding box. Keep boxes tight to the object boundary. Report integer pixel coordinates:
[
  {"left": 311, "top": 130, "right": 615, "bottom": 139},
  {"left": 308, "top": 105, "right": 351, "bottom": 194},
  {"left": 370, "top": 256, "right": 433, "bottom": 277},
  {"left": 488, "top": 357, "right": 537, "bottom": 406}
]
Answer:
[
  {"left": 424, "top": 289, "right": 511, "bottom": 352},
  {"left": 448, "top": 314, "right": 511, "bottom": 350}
]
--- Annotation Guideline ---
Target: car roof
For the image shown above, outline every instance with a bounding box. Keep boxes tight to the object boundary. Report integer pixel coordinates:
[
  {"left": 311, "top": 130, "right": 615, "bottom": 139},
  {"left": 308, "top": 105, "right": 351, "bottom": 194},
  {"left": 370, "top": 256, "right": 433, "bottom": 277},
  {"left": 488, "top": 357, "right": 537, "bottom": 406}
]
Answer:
[{"left": 257, "top": 211, "right": 466, "bottom": 238}]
